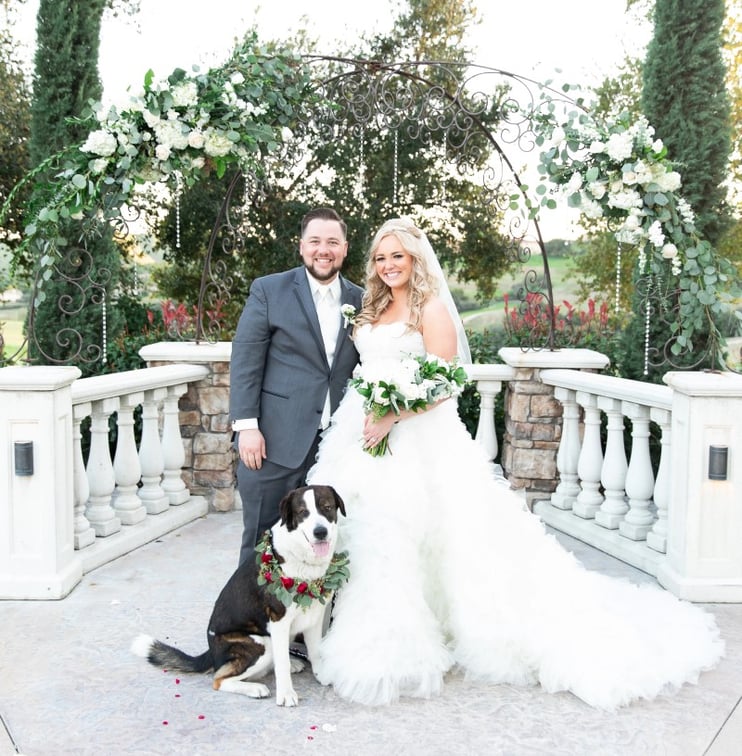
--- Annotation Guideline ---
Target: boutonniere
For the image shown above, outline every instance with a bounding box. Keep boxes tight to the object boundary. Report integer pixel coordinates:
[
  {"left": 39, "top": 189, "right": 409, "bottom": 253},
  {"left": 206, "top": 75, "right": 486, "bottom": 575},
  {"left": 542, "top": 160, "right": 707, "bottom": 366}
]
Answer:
[{"left": 341, "top": 304, "right": 357, "bottom": 329}]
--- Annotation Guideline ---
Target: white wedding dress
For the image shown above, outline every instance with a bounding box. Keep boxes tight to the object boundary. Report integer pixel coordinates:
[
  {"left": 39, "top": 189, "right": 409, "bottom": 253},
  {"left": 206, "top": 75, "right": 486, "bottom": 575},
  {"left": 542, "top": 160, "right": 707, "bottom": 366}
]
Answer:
[{"left": 307, "top": 322, "right": 724, "bottom": 709}]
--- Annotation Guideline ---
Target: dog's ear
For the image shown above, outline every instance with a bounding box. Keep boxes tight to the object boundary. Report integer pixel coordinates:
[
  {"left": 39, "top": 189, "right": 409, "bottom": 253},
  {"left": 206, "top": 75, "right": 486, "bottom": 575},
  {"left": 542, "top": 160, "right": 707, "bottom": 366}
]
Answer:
[
  {"left": 278, "top": 489, "right": 299, "bottom": 531},
  {"left": 331, "top": 487, "right": 346, "bottom": 518}
]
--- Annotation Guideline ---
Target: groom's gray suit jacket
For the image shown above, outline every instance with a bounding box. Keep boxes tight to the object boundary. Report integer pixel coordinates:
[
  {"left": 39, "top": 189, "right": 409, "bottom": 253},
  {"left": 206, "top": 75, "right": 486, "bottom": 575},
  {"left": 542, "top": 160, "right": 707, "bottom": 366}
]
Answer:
[{"left": 230, "top": 266, "right": 363, "bottom": 469}]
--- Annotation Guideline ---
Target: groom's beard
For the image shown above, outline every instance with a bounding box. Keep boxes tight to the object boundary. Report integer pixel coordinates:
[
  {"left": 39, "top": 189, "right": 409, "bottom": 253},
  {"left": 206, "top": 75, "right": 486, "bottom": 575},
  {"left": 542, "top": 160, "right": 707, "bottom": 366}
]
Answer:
[{"left": 304, "top": 260, "right": 342, "bottom": 283}]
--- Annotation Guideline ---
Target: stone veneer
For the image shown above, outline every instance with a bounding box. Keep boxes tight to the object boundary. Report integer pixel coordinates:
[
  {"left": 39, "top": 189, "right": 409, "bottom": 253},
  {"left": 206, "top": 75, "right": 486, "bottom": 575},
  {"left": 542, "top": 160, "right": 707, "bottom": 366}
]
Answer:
[
  {"left": 139, "top": 341, "right": 237, "bottom": 512},
  {"left": 498, "top": 347, "right": 610, "bottom": 507}
]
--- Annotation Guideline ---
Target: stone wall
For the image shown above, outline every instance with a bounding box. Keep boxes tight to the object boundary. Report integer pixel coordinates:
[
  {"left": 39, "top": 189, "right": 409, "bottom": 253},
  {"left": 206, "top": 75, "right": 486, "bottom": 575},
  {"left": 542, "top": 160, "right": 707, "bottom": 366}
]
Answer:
[
  {"left": 501, "top": 366, "right": 562, "bottom": 498},
  {"left": 498, "top": 348, "right": 611, "bottom": 508},
  {"left": 140, "top": 342, "right": 237, "bottom": 512}
]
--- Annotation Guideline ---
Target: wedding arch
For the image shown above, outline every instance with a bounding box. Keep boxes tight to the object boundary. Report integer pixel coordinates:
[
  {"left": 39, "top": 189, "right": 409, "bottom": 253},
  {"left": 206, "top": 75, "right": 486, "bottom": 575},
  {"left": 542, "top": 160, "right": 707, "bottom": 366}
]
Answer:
[{"left": 2, "top": 38, "right": 736, "bottom": 373}]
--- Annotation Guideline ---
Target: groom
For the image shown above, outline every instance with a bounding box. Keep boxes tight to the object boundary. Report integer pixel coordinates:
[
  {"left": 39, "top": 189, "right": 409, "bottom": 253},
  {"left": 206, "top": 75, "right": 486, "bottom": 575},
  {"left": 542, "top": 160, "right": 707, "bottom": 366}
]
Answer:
[{"left": 230, "top": 207, "right": 363, "bottom": 565}]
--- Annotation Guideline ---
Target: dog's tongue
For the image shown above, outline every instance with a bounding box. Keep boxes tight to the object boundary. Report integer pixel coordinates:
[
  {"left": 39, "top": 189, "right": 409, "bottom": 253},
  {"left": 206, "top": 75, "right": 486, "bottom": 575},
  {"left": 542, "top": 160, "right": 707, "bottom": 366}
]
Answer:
[{"left": 312, "top": 541, "right": 330, "bottom": 558}]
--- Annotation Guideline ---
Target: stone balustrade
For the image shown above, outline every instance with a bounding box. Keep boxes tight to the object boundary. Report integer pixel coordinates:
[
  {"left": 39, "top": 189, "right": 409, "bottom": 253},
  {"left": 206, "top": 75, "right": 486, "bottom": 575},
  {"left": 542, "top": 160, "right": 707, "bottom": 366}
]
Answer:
[{"left": 1, "top": 342, "right": 740, "bottom": 602}]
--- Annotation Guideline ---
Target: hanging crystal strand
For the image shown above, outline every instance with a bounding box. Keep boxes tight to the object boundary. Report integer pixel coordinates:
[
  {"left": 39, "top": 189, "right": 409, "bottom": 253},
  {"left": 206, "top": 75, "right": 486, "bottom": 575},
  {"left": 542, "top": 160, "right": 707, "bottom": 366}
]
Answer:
[
  {"left": 615, "top": 241, "right": 622, "bottom": 313},
  {"left": 392, "top": 129, "right": 399, "bottom": 207},
  {"left": 101, "top": 288, "right": 108, "bottom": 365},
  {"left": 440, "top": 131, "right": 447, "bottom": 203},
  {"left": 643, "top": 287, "right": 651, "bottom": 376},
  {"left": 358, "top": 128, "right": 365, "bottom": 199},
  {"left": 174, "top": 170, "right": 183, "bottom": 249}
]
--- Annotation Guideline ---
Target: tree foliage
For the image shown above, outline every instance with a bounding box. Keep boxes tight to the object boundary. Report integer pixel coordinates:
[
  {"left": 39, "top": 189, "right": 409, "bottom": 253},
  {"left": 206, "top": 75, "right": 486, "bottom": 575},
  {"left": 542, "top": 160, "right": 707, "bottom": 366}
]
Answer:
[
  {"left": 718, "top": 2, "right": 742, "bottom": 270},
  {"left": 154, "top": 0, "right": 515, "bottom": 322},
  {"left": 642, "top": 0, "right": 731, "bottom": 246},
  {"left": 0, "top": 0, "right": 31, "bottom": 249}
]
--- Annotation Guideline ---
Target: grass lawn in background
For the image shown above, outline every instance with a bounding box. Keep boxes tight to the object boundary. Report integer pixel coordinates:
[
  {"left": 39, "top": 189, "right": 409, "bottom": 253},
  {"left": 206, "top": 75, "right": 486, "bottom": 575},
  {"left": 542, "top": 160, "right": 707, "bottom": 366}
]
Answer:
[
  {"left": 458, "top": 255, "right": 585, "bottom": 333},
  {"left": 0, "top": 305, "right": 26, "bottom": 358}
]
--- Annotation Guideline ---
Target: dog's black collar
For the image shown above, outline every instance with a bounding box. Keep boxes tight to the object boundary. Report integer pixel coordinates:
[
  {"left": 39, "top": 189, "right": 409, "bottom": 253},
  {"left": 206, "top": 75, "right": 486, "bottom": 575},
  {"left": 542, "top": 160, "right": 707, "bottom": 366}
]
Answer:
[{"left": 255, "top": 531, "right": 350, "bottom": 610}]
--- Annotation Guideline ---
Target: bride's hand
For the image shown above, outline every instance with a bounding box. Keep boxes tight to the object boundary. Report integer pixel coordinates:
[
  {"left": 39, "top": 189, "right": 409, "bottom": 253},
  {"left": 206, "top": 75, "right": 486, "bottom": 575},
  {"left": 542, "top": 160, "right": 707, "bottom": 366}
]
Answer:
[{"left": 363, "top": 413, "right": 397, "bottom": 449}]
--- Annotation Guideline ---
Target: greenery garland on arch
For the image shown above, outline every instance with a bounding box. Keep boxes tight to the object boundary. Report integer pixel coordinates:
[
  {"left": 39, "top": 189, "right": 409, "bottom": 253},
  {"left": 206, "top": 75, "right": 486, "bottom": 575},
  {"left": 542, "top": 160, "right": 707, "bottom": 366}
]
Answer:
[
  {"left": 524, "top": 99, "right": 740, "bottom": 368},
  {"left": 1, "top": 34, "right": 316, "bottom": 278}
]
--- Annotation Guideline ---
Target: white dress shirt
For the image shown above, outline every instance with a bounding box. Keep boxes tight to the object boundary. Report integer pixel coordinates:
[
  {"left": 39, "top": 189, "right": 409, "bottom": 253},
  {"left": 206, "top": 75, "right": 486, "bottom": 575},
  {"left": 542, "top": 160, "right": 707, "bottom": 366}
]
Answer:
[
  {"left": 232, "top": 272, "right": 341, "bottom": 433},
  {"left": 310, "top": 274, "right": 341, "bottom": 428}
]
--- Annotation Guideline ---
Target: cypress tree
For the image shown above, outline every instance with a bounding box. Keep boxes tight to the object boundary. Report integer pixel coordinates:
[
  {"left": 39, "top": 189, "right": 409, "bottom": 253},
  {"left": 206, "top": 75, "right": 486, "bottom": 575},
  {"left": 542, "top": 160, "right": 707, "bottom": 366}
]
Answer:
[
  {"left": 28, "top": 0, "right": 122, "bottom": 372},
  {"left": 642, "top": 0, "right": 731, "bottom": 245}
]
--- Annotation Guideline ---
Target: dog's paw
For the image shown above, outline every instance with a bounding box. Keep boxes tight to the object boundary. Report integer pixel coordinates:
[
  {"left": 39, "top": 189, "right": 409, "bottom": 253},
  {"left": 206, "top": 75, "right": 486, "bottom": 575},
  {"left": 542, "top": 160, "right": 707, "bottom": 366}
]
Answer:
[
  {"left": 218, "top": 679, "right": 270, "bottom": 698},
  {"left": 290, "top": 657, "right": 305, "bottom": 674},
  {"left": 252, "top": 683, "right": 271, "bottom": 699},
  {"left": 275, "top": 688, "right": 299, "bottom": 707}
]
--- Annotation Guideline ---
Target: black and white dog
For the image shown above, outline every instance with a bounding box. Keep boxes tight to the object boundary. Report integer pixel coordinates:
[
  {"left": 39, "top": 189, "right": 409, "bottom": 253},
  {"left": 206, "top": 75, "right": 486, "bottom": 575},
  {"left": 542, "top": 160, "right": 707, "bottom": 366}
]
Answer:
[{"left": 131, "top": 484, "right": 347, "bottom": 707}]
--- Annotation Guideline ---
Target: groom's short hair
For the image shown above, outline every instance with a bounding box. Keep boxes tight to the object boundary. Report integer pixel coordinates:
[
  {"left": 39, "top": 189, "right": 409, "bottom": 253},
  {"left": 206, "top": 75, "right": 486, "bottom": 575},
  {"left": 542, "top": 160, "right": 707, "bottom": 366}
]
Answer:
[{"left": 301, "top": 207, "right": 347, "bottom": 239}]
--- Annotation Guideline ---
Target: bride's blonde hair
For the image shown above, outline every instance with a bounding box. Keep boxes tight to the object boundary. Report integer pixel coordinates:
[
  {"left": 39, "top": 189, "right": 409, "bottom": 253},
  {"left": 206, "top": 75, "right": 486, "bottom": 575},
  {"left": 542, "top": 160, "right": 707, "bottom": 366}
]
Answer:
[{"left": 354, "top": 218, "right": 439, "bottom": 333}]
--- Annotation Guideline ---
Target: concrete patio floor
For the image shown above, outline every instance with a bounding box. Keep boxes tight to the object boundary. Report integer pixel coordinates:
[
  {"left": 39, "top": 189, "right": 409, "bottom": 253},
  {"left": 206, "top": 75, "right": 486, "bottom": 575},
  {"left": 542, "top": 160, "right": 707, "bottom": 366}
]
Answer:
[{"left": 1, "top": 509, "right": 740, "bottom": 756}]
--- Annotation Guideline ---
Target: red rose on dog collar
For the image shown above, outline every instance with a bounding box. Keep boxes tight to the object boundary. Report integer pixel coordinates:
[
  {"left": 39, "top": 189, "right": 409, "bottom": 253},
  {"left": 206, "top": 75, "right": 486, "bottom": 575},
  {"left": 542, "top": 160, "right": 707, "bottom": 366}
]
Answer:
[{"left": 255, "top": 530, "right": 350, "bottom": 609}]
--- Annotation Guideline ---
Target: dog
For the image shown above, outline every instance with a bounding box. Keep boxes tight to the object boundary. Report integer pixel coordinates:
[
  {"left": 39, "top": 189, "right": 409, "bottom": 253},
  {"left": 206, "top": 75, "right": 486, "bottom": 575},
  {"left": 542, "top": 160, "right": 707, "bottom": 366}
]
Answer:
[{"left": 131, "top": 484, "right": 347, "bottom": 706}]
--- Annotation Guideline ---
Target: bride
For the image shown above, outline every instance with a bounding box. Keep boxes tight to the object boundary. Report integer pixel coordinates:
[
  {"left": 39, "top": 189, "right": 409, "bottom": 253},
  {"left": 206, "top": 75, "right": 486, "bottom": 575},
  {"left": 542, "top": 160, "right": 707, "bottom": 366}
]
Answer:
[{"left": 306, "top": 217, "right": 723, "bottom": 709}]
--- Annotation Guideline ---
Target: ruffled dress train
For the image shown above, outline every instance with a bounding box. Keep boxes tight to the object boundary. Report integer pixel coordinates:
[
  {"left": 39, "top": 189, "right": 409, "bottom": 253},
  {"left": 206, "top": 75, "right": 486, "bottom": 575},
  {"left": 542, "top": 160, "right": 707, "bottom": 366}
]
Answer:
[{"left": 307, "top": 323, "right": 723, "bottom": 709}]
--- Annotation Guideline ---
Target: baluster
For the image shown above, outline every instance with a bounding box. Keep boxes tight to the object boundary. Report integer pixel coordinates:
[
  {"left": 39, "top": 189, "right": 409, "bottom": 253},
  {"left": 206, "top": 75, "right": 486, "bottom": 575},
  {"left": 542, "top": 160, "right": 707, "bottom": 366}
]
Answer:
[
  {"left": 619, "top": 402, "right": 656, "bottom": 540},
  {"left": 85, "top": 397, "right": 121, "bottom": 537},
  {"left": 161, "top": 383, "right": 190, "bottom": 505},
  {"left": 550, "top": 387, "right": 581, "bottom": 510},
  {"left": 595, "top": 397, "right": 629, "bottom": 529},
  {"left": 72, "top": 402, "right": 95, "bottom": 549},
  {"left": 646, "top": 408, "right": 671, "bottom": 553},
  {"left": 473, "top": 377, "right": 503, "bottom": 463},
  {"left": 138, "top": 387, "right": 170, "bottom": 514},
  {"left": 573, "top": 392, "right": 604, "bottom": 518},
  {"left": 112, "top": 392, "right": 147, "bottom": 524}
]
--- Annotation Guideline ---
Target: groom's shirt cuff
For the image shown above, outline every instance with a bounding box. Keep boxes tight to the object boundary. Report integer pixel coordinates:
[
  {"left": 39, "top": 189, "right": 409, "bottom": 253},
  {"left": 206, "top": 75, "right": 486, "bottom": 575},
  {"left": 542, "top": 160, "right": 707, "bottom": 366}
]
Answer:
[{"left": 232, "top": 418, "right": 259, "bottom": 431}]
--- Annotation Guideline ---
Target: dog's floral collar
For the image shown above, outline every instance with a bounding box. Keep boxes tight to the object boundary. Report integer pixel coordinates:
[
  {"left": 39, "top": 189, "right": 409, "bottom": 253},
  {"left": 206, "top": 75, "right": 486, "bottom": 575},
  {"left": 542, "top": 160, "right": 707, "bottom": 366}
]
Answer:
[{"left": 255, "top": 531, "right": 350, "bottom": 609}]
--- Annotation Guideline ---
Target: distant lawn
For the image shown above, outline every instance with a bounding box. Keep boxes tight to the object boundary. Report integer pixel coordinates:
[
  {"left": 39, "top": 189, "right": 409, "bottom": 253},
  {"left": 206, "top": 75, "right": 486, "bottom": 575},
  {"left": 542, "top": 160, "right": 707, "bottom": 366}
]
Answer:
[
  {"left": 1, "top": 311, "right": 26, "bottom": 357},
  {"left": 458, "top": 254, "right": 584, "bottom": 334}
]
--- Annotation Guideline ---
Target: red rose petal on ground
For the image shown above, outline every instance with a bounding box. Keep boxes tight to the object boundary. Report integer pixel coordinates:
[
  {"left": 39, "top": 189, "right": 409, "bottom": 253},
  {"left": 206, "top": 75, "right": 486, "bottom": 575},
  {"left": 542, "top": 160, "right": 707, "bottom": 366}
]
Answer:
[
  {"left": 198, "top": 715, "right": 205, "bottom": 720},
  {"left": 310, "top": 725, "right": 318, "bottom": 730},
  {"left": 162, "top": 721, "right": 168, "bottom": 726},
  {"left": 175, "top": 678, "right": 180, "bottom": 684},
  {"left": 174, "top": 694, "right": 181, "bottom": 698}
]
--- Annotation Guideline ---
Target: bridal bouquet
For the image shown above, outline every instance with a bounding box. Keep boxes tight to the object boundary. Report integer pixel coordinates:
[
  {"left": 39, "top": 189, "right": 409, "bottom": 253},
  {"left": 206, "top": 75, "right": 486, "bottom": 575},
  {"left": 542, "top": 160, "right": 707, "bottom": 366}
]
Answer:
[{"left": 350, "top": 355, "right": 469, "bottom": 456}]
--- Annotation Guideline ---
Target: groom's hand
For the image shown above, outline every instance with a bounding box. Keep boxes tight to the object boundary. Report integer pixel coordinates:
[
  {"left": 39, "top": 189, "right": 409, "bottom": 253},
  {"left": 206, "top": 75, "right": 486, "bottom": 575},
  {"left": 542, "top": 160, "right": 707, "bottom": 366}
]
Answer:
[{"left": 238, "top": 429, "right": 266, "bottom": 470}]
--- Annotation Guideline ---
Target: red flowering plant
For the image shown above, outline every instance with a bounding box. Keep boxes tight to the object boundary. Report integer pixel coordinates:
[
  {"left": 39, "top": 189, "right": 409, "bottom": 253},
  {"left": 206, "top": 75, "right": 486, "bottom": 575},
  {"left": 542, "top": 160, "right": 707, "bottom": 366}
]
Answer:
[
  {"left": 255, "top": 531, "right": 350, "bottom": 609},
  {"left": 502, "top": 293, "right": 614, "bottom": 352},
  {"left": 155, "top": 298, "right": 226, "bottom": 340}
]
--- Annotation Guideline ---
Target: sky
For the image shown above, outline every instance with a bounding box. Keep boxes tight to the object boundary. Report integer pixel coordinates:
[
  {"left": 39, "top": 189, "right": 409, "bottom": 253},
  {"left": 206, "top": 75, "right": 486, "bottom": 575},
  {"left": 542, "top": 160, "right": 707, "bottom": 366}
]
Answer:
[
  {"left": 9, "top": 0, "right": 651, "bottom": 240},
  {"left": 12, "top": 0, "right": 650, "bottom": 104}
]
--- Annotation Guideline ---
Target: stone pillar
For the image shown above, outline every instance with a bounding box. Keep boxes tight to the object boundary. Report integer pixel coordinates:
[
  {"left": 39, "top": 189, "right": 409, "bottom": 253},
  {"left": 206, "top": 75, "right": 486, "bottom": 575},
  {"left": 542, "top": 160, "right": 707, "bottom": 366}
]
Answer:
[
  {"left": 498, "top": 348, "right": 610, "bottom": 509},
  {"left": 657, "top": 370, "right": 742, "bottom": 602},
  {"left": 0, "top": 365, "right": 83, "bottom": 599},
  {"left": 139, "top": 342, "right": 236, "bottom": 512}
]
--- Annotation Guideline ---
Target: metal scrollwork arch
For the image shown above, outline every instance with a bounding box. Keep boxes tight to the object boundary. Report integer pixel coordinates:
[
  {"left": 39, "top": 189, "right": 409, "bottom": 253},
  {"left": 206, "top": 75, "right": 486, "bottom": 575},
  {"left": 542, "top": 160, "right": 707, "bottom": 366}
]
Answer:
[{"left": 13, "top": 57, "right": 725, "bottom": 369}]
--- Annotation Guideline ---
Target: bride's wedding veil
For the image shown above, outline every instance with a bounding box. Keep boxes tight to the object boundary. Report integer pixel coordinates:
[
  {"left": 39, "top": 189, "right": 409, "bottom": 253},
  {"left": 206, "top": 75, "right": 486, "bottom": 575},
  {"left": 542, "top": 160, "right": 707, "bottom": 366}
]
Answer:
[{"left": 417, "top": 228, "right": 472, "bottom": 364}]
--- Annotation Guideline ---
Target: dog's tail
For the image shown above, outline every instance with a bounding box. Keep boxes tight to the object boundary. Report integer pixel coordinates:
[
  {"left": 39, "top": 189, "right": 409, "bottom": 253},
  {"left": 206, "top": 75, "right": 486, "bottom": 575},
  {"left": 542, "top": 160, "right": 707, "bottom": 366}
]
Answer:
[{"left": 131, "top": 634, "right": 213, "bottom": 674}]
